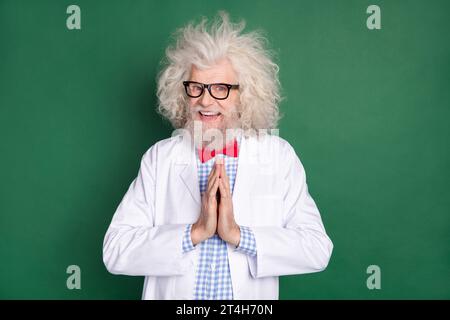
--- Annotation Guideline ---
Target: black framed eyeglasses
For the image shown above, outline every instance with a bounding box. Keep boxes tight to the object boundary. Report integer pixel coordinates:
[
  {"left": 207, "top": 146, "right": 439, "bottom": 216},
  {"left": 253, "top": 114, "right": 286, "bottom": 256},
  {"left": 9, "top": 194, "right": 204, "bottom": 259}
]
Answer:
[{"left": 183, "top": 81, "right": 239, "bottom": 100}]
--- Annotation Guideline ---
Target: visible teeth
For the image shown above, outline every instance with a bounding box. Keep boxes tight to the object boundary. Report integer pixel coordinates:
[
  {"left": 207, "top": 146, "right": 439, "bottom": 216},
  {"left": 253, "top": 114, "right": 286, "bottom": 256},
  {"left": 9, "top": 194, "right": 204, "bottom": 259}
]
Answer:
[{"left": 200, "top": 111, "right": 220, "bottom": 116}]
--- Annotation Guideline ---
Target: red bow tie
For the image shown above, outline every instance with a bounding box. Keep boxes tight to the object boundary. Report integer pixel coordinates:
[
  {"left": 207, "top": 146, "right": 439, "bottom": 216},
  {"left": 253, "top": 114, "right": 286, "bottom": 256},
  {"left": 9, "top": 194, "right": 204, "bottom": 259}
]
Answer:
[{"left": 198, "top": 139, "right": 239, "bottom": 163}]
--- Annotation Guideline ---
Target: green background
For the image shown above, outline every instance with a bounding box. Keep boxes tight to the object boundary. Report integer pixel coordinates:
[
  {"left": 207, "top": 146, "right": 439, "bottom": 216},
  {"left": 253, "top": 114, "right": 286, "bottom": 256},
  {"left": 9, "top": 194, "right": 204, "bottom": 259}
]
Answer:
[{"left": 1, "top": 0, "right": 449, "bottom": 299}]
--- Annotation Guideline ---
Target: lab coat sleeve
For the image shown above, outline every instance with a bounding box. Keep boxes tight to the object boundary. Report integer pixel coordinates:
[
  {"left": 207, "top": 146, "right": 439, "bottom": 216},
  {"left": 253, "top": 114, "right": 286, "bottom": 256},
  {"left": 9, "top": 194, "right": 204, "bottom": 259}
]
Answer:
[
  {"left": 102, "top": 146, "right": 191, "bottom": 276},
  {"left": 247, "top": 143, "right": 333, "bottom": 278}
]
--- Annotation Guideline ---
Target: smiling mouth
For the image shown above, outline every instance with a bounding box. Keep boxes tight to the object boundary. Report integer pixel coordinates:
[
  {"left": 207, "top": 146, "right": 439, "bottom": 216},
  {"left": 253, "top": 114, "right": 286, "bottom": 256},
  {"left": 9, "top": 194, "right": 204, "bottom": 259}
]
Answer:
[{"left": 198, "top": 111, "right": 222, "bottom": 121}]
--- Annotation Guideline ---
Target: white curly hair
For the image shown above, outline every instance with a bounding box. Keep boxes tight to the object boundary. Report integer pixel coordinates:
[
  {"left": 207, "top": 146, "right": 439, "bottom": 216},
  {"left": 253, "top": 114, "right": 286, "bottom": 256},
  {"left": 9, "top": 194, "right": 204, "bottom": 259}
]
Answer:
[{"left": 156, "top": 11, "right": 282, "bottom": 133}]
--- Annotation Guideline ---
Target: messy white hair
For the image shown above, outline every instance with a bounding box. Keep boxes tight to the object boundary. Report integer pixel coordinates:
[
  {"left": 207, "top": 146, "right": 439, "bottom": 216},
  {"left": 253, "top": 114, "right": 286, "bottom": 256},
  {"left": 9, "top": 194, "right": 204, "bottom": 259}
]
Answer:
[{"left": 156, "top": 11, "right": 282, "bottom": 132}]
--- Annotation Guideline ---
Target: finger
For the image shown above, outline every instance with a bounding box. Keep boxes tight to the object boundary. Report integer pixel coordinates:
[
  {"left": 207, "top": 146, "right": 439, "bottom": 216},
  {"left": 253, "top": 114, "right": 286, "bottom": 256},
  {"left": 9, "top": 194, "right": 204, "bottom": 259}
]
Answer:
[
  {"left": 214, "top": 164, "right": 221, "bottom": 179},
  {"left": 207, "top": 175, "right": 217, "bottom": 196},
  {"left": 207, "top": 175, "right": 220, "bottom": 198},
  {"left": 222, "top": 178, "right": 230, "bottom": 196},
  {"left": 206, "top": 175, "right": 215, "bottom": 195},
  {"left": 211, "top": 175, "right": 220, "bottom": 199},
  {"left": 216, "top": 156, "right": 224, "bottom": 166},
  {"left": 218, "top": 176, "right": 230, "bottom": 198},
  {"left": 222, "top": 162, "right": 229, "bottom": 182},
  {"left": 206, "top": 163, "right": 217, "bottom": 186},
  {"left": 215, "top": 157, "right": 223, "bottom": 177},
  {"left": 222, "top": 159, "right": 227, "bottom": 177},
  {"left": 208, "top": 162, "right": 216, "bottom": 178},
  {"left": 220, "top": 164, "right": 230, "bottom": 193}
]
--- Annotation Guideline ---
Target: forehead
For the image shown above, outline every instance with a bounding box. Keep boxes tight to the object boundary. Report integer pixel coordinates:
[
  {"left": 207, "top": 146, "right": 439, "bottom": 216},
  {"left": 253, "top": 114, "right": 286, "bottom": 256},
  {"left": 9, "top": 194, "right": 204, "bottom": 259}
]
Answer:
[{"left": 189, "top": 59, "right": 238, "bottom": 83}]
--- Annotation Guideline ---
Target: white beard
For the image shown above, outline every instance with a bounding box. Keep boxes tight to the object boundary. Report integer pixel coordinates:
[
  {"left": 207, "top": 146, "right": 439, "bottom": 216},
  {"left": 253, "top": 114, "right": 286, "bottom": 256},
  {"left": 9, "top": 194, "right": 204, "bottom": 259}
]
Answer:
[{"left": 184, "top": 106, "right": 242, "bottom": 150}]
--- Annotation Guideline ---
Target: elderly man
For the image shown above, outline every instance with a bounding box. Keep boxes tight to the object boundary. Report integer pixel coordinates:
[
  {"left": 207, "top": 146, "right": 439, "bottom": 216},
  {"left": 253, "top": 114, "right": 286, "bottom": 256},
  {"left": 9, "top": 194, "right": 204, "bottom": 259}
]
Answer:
[{"left": 103, "top": 12, "right": 333, "bottom": 300}]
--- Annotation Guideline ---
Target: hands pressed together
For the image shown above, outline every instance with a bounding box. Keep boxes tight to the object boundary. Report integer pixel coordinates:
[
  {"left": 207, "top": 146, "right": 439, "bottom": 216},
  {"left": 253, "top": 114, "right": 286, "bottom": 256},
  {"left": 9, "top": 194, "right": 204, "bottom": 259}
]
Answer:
[{"left": 191, "top": 157, "right": 241, "bottom": 247}]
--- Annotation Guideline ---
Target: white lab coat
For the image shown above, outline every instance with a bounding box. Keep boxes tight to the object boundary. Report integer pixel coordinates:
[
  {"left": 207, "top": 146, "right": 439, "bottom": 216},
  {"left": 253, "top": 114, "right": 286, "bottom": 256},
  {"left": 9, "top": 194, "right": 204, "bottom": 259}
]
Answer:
[{"left": 103, "top": 133, "right": 333, "bottom": 300}]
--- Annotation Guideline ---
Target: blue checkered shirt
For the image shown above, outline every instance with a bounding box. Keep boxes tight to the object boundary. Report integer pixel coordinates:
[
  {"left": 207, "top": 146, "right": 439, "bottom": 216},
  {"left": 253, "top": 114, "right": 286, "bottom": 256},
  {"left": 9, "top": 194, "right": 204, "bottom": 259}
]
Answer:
[{"left": 181, "top": 153, "right": 257, "bottom": 300}]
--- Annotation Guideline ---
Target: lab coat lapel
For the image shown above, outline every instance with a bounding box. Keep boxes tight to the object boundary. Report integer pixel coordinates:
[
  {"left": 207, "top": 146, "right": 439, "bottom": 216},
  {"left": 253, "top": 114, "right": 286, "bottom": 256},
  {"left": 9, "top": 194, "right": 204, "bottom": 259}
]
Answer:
[
  {"left": 232, "top": 135, "right": 258, "bottom": 225},
  {"left": 176, "top": 134, "right": 201, "bottom": 206}
]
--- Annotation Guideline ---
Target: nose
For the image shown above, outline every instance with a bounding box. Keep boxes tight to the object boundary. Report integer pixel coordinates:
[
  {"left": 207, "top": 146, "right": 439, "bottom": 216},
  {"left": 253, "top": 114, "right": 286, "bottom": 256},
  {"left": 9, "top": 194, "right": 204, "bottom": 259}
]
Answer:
[{"left": 198, "top": 87, "right": 215, "bottom": 106}]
